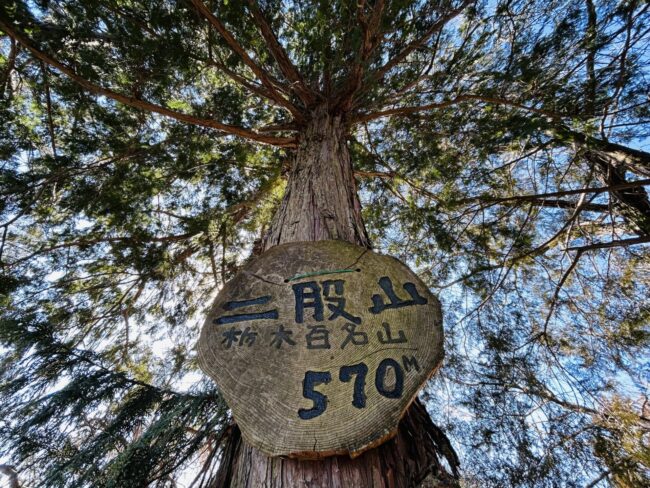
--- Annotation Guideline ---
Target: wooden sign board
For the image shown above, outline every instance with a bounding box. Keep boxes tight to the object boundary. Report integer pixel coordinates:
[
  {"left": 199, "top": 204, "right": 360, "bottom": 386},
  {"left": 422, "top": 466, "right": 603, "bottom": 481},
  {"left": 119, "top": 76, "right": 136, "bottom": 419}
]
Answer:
[{"left": 198, "top": 240, "right": 443, "bottom": 459}]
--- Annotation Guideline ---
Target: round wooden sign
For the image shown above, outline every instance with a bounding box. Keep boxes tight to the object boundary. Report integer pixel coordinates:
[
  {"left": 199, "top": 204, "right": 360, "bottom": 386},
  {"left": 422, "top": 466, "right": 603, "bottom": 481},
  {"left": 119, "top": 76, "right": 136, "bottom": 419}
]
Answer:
[{"left": 198, "top": 240, "right": 443, "bottom": 459}]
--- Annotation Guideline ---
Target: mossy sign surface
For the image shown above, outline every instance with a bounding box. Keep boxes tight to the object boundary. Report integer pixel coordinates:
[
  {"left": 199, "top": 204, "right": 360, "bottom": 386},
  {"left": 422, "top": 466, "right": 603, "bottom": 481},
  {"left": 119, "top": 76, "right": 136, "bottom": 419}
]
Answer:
[{"left": 198, "top": 240, "right": 443, "bottom": 459}]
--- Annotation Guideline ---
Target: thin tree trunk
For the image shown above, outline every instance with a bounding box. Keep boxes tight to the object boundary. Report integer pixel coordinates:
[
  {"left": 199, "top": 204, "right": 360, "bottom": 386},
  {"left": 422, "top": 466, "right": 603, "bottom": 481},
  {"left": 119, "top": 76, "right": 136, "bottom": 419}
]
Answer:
[
  {"left": 586, "top": 149, "right": 650, "bottom": 236},
  {"left": 213, "top": 106, "right": 459, "bottom": 487},
  {"left": 554, "top": 125, "right": 650, "bottom": 178},
  {"left": 550, "top": 125, "right": 650, "bottom": 236}
]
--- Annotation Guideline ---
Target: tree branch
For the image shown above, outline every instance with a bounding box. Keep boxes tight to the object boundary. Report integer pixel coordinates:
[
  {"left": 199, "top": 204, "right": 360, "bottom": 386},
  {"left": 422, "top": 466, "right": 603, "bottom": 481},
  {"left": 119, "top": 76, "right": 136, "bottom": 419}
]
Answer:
[
  {"left": 510, "top": 198, "right": 609, "bottom": 212},
  {"left": 8, "top": 232, "right": 200, "bottom": 267},
  {"left": 584, "top": 0, "right": 598, "bottom": 117},
  {"left": 0, "top": 465, "right": 20, "bottom": 488},
  {"left": 364, "top": 0, "right": 473, "bottom": 87},
  {"left": 201, "top": 56, "right": 284, "bottom": 107},
  {"left": 0, "top": 17, "right": 296, "bottom": 147},
  {"left": 352, "top": 93, "right": 561, "bottom": 123},
  {"left": 540, "top": 249, "right": 584, "bottom": 338},
  {"left": 566, "top": 235, "right": 650, "bottom": 252},
  {"left": 39, "top": 60, "right": 57, "bottom": 157},
  {"left": 554, "top": 125, "right": 650, "bottom": 178},
  {"left": 0, "top": 36, "right": 17, "bottom": 97},
  {"left": 335, "top": 0, "right": 385, "bottom": 111},
  {"left": 188, "top": 0, "right": 304, "bottom": 122},
  {"left": 247, "top": 0, "right": 316, "bottom": 107},
  {"left": 585, "top": 471, "right": 610, "bottom": 488},
  {"left": 459, "top": 178, "right": 650, "bottom": 206}
]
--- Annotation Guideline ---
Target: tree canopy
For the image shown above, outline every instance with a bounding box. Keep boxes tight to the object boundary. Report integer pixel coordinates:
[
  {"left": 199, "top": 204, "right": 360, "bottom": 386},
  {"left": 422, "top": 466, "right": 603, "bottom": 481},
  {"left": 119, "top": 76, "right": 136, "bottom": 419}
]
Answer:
[{"left": 1, "top": 0, "right": 649, "bottom": 486}]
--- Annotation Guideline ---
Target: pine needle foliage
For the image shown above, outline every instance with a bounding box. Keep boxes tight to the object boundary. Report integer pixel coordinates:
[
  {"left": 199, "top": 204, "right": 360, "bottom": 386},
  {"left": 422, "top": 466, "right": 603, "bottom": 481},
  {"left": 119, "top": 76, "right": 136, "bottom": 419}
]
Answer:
[{"left": 0, "top": 0, "right": 649, "bottom": 486}]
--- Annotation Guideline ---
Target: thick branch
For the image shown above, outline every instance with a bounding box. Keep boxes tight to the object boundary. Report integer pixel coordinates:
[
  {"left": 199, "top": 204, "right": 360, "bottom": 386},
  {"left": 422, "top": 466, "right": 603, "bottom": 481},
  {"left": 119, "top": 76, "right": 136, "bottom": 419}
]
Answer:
[
  {"left": 355, "top": 97, "right": 650, "bottom": 179},
  {"left": 585, "top": 150, "right": 650, "bottom": 236},
  {"left": 584, "top": 0, "right": 598, "bottom": 117},
  {"left": 554, "top": 125, "right": 650, "bottom": 177},
  {"left": 354, "top": 97, "right": 650, "bottom": 182},
  {"left": 0, "top": 18, "right": 296, "bottom": 147},
  {"left": 8, "top": 232, "right": 200, "bottom": 267},
  {"left": 510, "top": 198, "right": 608, "bottom": 212},
  {"left": 247, "top": 1, "right": 316, "bottom": 107},
  {"left": 192, "top": 53, "right": 284, "bottom": 106},
  {"left": 353, "top": 169, "right": 611, "bottom": 212},
  {"left": 335, "top": 0, "right": 385, "bottom": 111},
  {"left": 189, "top": 0, "right": 304, "bottom": 122},
  {"left": 1, "top": 36, "right": 17, "bottom": 97}
]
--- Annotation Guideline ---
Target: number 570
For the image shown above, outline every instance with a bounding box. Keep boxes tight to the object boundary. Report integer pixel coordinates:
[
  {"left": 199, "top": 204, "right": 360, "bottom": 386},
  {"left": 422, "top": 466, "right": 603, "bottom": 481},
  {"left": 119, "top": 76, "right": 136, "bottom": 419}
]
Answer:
[{"left": 298, "top": 358, "right": 406, "bottom": 420}]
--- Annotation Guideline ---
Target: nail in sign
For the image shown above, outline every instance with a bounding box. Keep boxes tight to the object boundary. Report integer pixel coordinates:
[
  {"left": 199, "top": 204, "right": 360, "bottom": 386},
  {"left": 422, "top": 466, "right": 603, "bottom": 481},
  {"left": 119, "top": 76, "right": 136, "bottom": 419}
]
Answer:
[{"left": 197, "top": 240, "right": 444, "bottom": 459}]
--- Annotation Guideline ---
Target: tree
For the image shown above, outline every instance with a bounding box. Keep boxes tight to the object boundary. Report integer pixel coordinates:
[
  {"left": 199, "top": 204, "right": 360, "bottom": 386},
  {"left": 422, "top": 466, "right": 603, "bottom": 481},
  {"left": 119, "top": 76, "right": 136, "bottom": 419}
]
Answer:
[{"left": 0, "top": 0, "right": 649, "bottom": 486}]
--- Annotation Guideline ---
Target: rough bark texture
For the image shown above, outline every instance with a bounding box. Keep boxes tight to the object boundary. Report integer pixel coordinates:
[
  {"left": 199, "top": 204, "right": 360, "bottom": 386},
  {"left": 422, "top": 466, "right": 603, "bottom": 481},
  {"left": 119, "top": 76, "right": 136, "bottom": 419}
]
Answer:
[
  {"left": 262, "top": 106, "right": 371, "bottom": 250},
  {"left": 214, "top": 399, "right": 459, "bottom": 488},
  {"left": 212, "top": 107, "right": 458, "bottom": 487}
]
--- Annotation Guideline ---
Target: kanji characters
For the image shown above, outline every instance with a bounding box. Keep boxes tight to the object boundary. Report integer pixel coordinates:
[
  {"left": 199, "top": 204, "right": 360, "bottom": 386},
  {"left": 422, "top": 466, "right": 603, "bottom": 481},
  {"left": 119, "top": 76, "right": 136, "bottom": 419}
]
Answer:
[
  {"left": 292, "top": 279, "right": 360, "bottom": 324},
  {"left": 221, "top": 326, "right": 257, "bottom": 348},
  {"left": 214, "top": 295, "right": 278, "bottom": 325},
  {"left": 340, "top": 323, "right": 368, "bottom": 349},
  {"left": 323, "top": 280, "right": 361, "bottom": 324},
  {"left": 270, "top": 324, "right": 297, "bottom": 348},
  {"left": 377, "top": 322, "right": 407, "bottom": 344},
  {"left": 305, "top": 325, "right": 331, "bottom": 349},
  {"left": 369, "top": 276, "right": 427, "bottom": 314}
]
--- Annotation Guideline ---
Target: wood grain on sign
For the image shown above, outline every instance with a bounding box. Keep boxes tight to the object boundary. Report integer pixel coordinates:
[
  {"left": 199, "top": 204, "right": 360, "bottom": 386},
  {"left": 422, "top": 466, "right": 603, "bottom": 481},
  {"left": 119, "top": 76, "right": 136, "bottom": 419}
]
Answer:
[{"left": 197, "top": 240, "right": 444, "bottom": 459}]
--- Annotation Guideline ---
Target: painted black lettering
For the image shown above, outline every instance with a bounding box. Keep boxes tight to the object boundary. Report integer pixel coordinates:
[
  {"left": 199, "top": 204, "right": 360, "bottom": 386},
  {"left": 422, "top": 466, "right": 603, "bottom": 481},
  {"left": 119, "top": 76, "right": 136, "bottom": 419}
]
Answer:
[
  {"left": 377, "top": 322, "right": 407, "bottom": 344},
  {"left": 214, "top": 310, "right": 278, "bottom": 325},
  {"left": 292, "top": 281, "right": 324, "bottom": 323},
  {"left": 215, "top": 295, "right": 278, "bottom": 324},
  {"left": 323, "top": 279, "right": 361, "bottom": 324},
  {"left": 298, "top": 371, "right": 332, "bottom": 420},
  {"left": 402, "top": 355, "right": 420, "bottom": 372},
  {"left": 339, "top": 363, "right": 368, "bottom": 409},
  {"left": 340, "top": 323, "right": 368, "bottom": 349},
  {"left": 375, "top": 358, "right": 404, "bottom": 399},
  {"left": 369, "top": 276, "right": 428, "bottom": 314}
]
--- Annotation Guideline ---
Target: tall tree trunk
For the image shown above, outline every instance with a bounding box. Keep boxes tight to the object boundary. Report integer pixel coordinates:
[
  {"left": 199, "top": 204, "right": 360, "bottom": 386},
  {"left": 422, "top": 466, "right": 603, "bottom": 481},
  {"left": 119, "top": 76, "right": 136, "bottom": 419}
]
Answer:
[
  {"left": 213, "top": 106, "right": 459, "bottom": 487},
  {"left": 262, "top": 105, "right": 371, "bottom": 249}
]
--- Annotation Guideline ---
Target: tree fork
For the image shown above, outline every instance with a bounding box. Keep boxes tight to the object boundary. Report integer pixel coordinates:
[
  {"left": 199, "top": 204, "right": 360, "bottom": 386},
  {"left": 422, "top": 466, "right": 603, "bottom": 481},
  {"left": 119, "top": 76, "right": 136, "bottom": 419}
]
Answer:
[{"left": 215, "top": 106, "right": 459, "bottom": 487}]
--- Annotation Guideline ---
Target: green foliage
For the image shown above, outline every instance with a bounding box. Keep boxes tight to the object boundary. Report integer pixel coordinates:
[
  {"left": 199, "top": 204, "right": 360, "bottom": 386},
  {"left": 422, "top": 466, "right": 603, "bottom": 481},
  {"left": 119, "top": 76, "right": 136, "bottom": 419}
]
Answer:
[{"left": 1, "top": 0, "right": 649, "bottom": 486}]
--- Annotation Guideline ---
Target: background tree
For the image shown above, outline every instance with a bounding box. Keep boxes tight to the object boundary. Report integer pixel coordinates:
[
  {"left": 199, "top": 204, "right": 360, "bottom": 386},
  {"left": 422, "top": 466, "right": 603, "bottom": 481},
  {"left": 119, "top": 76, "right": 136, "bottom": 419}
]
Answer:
[{"left": 1, "top": 0, "right": 649, "bottom": 487}]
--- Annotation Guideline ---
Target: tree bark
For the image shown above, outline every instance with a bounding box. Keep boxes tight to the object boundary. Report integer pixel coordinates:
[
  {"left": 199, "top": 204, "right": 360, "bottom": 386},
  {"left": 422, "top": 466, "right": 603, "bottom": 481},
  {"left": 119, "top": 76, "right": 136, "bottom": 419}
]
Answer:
[
  {"left": 214, "top": 399, "right": 459, "bottom": 488},
  {"left": 213, "top": 106, "right": 459, "bottom": 487},
  {"left": 585, "top": 149, "right": 650, "bottom": 237},
  {"left": 262, "top": 106, "right": 371, "bottom": 250},
  {"left": 555, "top": 125, "right": 650, "bottom": 178}
]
